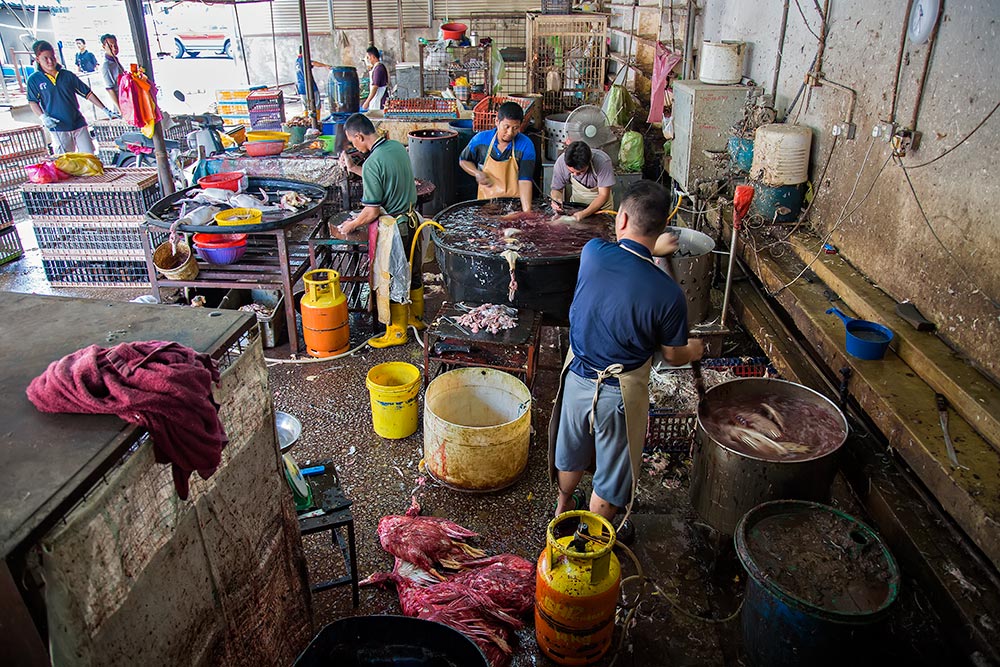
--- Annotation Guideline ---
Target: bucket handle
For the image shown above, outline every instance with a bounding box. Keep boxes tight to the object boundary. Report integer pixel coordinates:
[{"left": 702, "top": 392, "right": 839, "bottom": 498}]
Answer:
[{"left": 825, "top": 307, "right": 854, "bottom": 328}]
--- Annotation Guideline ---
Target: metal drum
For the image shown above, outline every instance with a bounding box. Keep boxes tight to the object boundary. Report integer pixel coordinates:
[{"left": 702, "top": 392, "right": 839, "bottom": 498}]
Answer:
[
  {"left": 689, "top": 378, "right": 848, "bottom": 535},
  {"left": 653, "top": 225, "right": 715, "bottom": 324},
  {"left": 408, "top": 129, "right": 458, "bottom": 216},
  {"left": 544, "top": 113, "right": 570, "bottom": 162}
]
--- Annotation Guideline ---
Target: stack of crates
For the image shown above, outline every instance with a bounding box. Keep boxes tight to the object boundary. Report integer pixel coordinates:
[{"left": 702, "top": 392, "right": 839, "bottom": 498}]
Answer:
[
  {"left": 247, "top": 88, "right": 285, "bottom": 130},
  {"left": 24, "top": 168, "right": 163, "bottom": 287},
  {"left": 91, "top": 118, "right": 196, "bottom": 166},
  {"left": 216, "top": 88, "right": 252, "bottom": 127},
  {"left": 0, "top": 125, "right": 49, "bottom": 212},
  {"left": 0, "top": 193, "right": 23, "bottom": 265}
]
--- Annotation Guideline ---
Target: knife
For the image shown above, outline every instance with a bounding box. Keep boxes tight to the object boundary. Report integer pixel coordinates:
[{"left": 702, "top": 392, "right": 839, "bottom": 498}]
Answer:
[{"left": 935, "top": 394, "right": 967, "bottom": 470}]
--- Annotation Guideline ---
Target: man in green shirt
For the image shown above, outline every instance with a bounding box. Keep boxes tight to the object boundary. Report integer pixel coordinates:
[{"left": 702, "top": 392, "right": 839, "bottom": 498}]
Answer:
[{"left": 338, "top": 113, "right": 421, "bottom": 347}]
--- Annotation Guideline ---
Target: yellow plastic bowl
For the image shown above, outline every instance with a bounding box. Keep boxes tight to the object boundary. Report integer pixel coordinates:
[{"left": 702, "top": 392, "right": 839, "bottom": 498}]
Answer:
[
  {"left": 215, "top": 208, "right": 263, "bottom": 226},
  {"left": 246, "top": 130, "right": 290, "bottom": 143}
]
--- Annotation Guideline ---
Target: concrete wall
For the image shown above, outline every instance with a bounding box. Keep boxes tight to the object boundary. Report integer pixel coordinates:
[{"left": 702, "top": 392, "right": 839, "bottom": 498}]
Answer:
[{"left": 702, "top": 0, "right": 1000, "bottom": 380}]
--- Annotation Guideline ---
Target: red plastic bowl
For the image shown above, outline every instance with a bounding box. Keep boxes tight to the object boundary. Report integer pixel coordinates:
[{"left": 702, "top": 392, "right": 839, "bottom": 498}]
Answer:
[
  {"left": 192, "top": 232, "right": 247, "bottom": 247},
  {"left": 197, "top": 171, "right": 244, "bottom": 192},
  {"left": 195, "top": 243, "right": 248, "bottom": 265},
  {"left": 441, "top": 22, "right": 467, "bottom": 40},
  {"left": 243, "top": 140, "right": 285, "bottom": 157}
]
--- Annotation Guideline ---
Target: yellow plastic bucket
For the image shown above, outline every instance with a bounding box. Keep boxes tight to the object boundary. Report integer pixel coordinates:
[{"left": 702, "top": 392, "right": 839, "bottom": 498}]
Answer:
[{"left": 366, "top": 362, "right": 422, "bottom": 439}]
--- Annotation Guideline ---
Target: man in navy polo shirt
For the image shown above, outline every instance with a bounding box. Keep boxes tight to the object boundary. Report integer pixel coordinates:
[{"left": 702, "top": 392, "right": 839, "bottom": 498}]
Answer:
[
  {"left": 27, "top": 40, "right": 117, "bottom": 155},
  {"left": 548, "top": 180, "right": 704, "bottom": 544}
]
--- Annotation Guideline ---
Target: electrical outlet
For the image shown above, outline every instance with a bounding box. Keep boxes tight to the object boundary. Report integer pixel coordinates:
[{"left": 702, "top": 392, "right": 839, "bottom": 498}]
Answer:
[
  {"left": 872, "top": 121, "right": 896, "bottom": 141},
  {"left": 832, "top": 122, "right": 857, "bottom": 139},
  {"left": 891, "top": 128, "right": 922, "bottom": 157}
]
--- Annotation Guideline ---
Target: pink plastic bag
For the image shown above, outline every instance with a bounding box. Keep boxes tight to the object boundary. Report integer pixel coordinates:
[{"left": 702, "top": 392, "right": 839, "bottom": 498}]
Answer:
[
  {"left": 26, "top": 161, "right": 70, "bottom": 184},
  {"left": 648, "top": 43, "right": 683, "bottom": 124}
]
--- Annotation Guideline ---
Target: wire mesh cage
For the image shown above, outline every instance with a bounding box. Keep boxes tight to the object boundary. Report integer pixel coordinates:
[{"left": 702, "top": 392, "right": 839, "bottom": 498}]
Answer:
[
  {"left": 41, "top": 256, "right": 149, "bottom": 287},
  {"left": 468, "top": 14, "right": 529, "bottom": 95},
  {"left": 0, "top": 224, "right": 23, "bottom": 266},
  {"left": 23, "top": 168, "right": 162, "bottom": 221},
  {"left": 33, "top": 219, "right": 147, "bottom": 256},
  {"left": 0, "top": 125, "right": 48, "bottom": 159},
  {"left": 526, "top": 12, "right": 609, "bottom": 114}
]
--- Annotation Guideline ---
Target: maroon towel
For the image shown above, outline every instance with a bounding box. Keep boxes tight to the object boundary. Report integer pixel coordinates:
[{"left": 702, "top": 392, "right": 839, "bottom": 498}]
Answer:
[{"left": 26, "top": 341, "right": 228, "bottom": 499}]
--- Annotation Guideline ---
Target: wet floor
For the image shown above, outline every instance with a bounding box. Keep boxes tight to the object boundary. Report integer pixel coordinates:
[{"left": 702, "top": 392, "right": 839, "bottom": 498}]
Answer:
[{"left": 0, "top": 233, "right": 957, "bottom": 666}]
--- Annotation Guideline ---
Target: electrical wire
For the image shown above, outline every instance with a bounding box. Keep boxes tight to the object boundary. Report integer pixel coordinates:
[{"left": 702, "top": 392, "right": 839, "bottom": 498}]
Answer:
[
  {"left": 792, "top": 0, "right": 823, "bottom": 42},
  {"left": 895, "top": 158, "right": 1000, "bottom": 310},
  {"left": 903, "top": 99, "right": 1000, "bottom": 169}
]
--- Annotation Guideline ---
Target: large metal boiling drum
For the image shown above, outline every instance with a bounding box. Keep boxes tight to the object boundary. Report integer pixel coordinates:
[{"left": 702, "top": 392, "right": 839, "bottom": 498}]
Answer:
[
  {"left": 653, "top": 225, "right": 715, "bottom": 325},
  {"left": 689, "top": 378, "right": 848, "bottom": 535}
]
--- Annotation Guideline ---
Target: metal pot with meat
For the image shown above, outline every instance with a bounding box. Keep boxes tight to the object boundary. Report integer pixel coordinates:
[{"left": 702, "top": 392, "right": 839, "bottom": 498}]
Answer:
[
  {"left": 431, "top": 198, "right": 615, "bottom": 323},
  {"left": 689, "top": 378, "right": 848, "bottom": 535}
]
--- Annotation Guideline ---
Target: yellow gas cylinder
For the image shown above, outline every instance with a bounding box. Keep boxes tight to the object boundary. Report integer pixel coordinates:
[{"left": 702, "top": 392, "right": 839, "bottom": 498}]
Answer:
[
  {"left": 300, "top": 269, "right": 349, "bottom": 358},
  {"left": 535, "top": 510, "right": 621, "bottom": 665}
]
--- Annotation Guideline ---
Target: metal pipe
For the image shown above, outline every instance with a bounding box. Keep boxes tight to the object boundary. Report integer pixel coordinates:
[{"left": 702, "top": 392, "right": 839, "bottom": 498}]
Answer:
[
  {"left": 397, "top": 0, "right": 406, "bottom": 61},
  {"left": 719, "top": 215, "right": 739, "bottom": 329},
  {"left": 298, "top": 0, "right": 317, "bottom": 127},
  {"left": 232, "top": 2, "right": 250, "bottom": 86},
  {"left": 818, "top": 76, "right": 856, "bottom": 124},
  {"left": 122, "top": 0, "right": 173, "bottom": 196},
  {"left": 909, "top": 9, "right": 941, "bottom": 130},
  {"left": 366, "top": 0, "right": 375, "bottom": 47},
  {"left": 888, "top": 0, "right": 914, "bottom": 123},
  {"left": 813, "top": 0, "right": 829, "bottom": 80},
  {"left": 770, "top": 0, "right": 790, "bottom": 102},
  {"left": 270, "top": 2, "right": 279, "bottom": 88},
  {"left": 681, "top": 0, "right": 696, "bottom": 80}
]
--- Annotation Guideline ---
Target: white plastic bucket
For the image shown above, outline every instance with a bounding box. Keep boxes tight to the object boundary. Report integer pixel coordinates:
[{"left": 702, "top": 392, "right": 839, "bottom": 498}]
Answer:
[
  {"left": 750, "top": 124, "right": 813, "bottom": 186},
  {"left": 699, "top": 41, "right": 747, "bottom": 85}
]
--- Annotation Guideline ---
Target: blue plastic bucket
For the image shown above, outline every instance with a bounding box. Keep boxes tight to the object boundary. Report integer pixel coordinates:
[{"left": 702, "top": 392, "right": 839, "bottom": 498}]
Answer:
[
  {"left": 735, "top": 500, "right": 900, "bottom": 667},
  {"left": 826, "top": 307, "right": 894, "bottom": 360},
  {"left": 749, "top": 182, "right": 805, "bottom": 222},
  {"left": 728, "top": 136, "right": 754, "bottom": 173}
]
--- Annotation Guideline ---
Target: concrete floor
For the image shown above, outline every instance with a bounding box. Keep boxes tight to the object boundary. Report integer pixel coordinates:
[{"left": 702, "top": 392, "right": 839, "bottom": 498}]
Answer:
[{"left": 0, "top": 224, "right": 957, "bottom": 666}]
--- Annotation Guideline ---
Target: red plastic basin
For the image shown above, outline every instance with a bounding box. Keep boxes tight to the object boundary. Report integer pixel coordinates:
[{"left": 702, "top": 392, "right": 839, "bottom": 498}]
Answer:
[
  {"left": 192, "top": 232, "right": 247, "bottom": 247},
  {"left": 198, "top": 171, "right": 244, "bottom": 192}
]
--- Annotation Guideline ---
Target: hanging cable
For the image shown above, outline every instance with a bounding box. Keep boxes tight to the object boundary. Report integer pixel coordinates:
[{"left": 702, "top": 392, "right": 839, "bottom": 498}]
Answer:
[{"left": 903, "top": 99, "right": 1000, "bottom": 169}]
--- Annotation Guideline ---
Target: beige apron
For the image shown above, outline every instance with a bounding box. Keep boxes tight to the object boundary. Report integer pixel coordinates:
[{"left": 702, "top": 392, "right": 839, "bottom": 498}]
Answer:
[
  {"left": 568, "top": 161, "right": 614, "bottom": 208},
  {"left": 547, "top": 242, "right": 657, "bottom": 521},
  {"left": 547, "top": 347, "right": 652, "bottom": 520},
  {"left": 477, "top": 134, "right": 520, "bottom": 199}
]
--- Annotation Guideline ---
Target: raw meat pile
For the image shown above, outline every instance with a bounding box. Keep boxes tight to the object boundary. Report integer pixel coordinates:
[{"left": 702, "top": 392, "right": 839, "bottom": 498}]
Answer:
[
  {"left": 362, "top": 498, "right": 536, "bottom": 666},
  {"left": 455, "top": 303, "right": 519, "bottom": 335}
]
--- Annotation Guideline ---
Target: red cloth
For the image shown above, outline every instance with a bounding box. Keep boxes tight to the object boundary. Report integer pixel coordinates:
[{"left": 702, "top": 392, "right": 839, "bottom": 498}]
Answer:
[{"left": 26, "top": 341, "right": 227, "bottom": 499}]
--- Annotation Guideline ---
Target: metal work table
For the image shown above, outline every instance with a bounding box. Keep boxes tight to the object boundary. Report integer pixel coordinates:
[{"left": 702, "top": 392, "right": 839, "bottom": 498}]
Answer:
[{"left": 144, "top": 177, "right": 329, "bottom": 356}]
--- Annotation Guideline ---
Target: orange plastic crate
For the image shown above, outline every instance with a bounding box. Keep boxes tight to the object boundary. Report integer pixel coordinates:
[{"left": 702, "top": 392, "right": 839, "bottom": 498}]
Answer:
[{"left": 472, "top": 96, "right": 534, "bottom": 132}]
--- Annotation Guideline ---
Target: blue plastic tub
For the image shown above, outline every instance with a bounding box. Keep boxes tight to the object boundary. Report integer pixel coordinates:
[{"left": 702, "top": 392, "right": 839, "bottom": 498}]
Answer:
[
  {"left": 826, "top": 307, "right": 894, "bottom": 360},
  {"left": 735, "top": 500, "right": 900, "bottom": 667}
]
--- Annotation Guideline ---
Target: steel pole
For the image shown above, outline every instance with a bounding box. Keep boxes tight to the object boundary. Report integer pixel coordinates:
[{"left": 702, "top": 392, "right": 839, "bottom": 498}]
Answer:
[
  {"left": 298, "top": 0, "right": 317, "bottom": 127},
  {"left": 123, "top": 0, "right": 174, "bottom": 195}
]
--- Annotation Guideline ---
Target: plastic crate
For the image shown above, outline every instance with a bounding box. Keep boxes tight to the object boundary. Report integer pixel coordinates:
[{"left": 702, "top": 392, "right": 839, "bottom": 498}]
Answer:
[
  {"left": 0, "top": 185, "right": 27, "bottom": 211},
  {"left": 42, "top": 256, "right": 149, "bottom": 287},
  {"left": 32, "top": 218, "right": 146, "bottom": 255},
  {"left": 472, "top": 95, "right": 535, "bottom": 131},
  {"left": 645, "top": 356, "right": 779, "bottom": 454},
  {"left": 217, "top": 88, "right": 251, "bottom": 102},
  {"left": 0, "top": 126, "right": 48, "bottom": 159},
  {"left": 217, "top": 102, "right": 249, "bottom": 116},
  {"left": 0, "top": 224, "right": 22, "bottom": 265},
  {"left": 0, "top": 193, "right": 11, "bottom": 225},
  {"left": 23, "top": 168, "right": 162, "bottom": 220},
  {"left": 0, "top": 150, "right": 46, "bottom": 191},
  {"left": 249, "top": 109, "right": 285, "bottom": 130},
  {"left": 91, "top": 118, "right": 193, "bottom": 145},
  {"left": 384, "top": 98, "right": 461, "bottom": 120}
]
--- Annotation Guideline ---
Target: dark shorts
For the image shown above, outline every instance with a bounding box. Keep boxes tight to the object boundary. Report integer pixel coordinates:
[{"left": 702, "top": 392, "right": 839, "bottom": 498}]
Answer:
[{"left": 554, "top": 370, "right": 633, "bottom": 508}]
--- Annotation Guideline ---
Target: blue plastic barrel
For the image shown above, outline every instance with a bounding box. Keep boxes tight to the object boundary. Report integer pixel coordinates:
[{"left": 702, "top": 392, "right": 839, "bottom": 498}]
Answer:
[
  {"left": 735, "top": 500, "right": 900, "bottom": 667},
  {"left": 327, "top": 66, "right": 360, "bottom": 114},
  {"left": 449, "top": 119, "right": 477, "bottom": 201},
  {"left": 749, "top": 182, "right": 805, "bottom": 222}
]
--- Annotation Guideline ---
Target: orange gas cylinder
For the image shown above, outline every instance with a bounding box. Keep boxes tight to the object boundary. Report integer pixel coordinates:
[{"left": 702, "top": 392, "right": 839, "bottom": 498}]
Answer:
[
  {"left": 300, "top": 269, "right": 349, "bottom": 358},
  {"left": 535, "top": 511, "right": 621, "bottom": 666}
]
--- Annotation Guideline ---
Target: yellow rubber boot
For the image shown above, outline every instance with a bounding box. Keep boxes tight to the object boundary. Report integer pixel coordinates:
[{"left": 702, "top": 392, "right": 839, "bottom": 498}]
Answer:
[
  {"left": 368, "top": 302, "right": 409, "bottom": 348},
  {"left": 407, "top": 286, "right": 426, "bottom": 331}
]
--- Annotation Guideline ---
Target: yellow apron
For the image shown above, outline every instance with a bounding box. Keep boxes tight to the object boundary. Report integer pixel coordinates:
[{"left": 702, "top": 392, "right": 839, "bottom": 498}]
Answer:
[
  {"left": 568, "top": 161, "right": 614, "bottom": 208},
  {"left": 477, "top": 134, "right": 520, "bottom": 199}
]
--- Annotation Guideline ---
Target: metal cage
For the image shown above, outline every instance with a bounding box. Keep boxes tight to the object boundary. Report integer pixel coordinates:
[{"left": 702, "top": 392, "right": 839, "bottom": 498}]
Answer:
[{"left": 526, "top": 12, "right": 609, "bottom": 114}]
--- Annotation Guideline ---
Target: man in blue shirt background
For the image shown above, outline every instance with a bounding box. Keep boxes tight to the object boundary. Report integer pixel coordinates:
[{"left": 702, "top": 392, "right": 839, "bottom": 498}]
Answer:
[
  {"left": 27, "top": 40, "right": 117, "bottom": 155},
  {"left": 74, "top": 38, "right": 98, "bottom": 73},
  {"left": 549, "top": 180, "right": 703, "bottom": 544}
]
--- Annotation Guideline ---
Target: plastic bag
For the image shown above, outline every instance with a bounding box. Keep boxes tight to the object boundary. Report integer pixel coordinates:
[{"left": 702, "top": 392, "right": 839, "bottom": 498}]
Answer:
[
  {"left": 490, "top": 43, "right": 505, "bottom": 94},
  {"left": 619, "top": 131, "right": 644, "bottom": 172},
  {"left": 26, "top": 161, "right": 70, "bottom": 184},
  {"left": 54, "top": 152, "right": 105, "bottom": 177},
  {"left": 601, "top": 84, "right": 634, "bottom": 127}
]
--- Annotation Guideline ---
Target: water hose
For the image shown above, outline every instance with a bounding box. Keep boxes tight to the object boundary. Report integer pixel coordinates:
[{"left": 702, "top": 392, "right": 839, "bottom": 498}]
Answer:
[
  {"left": 409, "top": 219, "right": 445, "bottom": 270},
  {"left": 666, "top": 193, "right": 683, "bottom": 224}
]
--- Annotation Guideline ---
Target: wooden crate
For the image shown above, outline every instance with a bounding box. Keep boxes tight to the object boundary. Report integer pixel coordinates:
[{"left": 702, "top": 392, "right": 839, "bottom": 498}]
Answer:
[{"left": 526, "top": 11, "right": 609, "bottom": 114}]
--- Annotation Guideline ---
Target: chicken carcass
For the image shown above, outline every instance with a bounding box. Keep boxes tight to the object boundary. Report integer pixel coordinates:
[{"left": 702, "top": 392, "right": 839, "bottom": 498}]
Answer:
[{"left": 376, "top": 499, "right": 486, "bottom": 576}]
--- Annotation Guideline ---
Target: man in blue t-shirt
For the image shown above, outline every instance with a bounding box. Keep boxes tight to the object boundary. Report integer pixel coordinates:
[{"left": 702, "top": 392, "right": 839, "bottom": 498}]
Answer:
[
  {"left": 27, "top": 40, "right": 117, "bottom": 155},
  {"left": 74, "top": 39, "right": 97, "bottom": 73},
  {"left": 459, "top": 101, "right": 535, "bottom": 213},
  {"left": 549, "top": 180, "right": 703, "bottom": 544}
]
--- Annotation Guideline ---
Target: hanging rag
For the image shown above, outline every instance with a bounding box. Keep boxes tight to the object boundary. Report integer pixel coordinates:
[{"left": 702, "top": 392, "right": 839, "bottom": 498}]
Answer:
[
  {"left": 119, "top": 66, "right": 162, "bottom": 139},
  {"left": 369, "top": 214, "right": 411, "bottom": 324},
  {"left": 647, "top": 43, "right": 683, "bottom": 124},
  {"left": 26, "top": 341, "right": 227, "bottom": 500}
]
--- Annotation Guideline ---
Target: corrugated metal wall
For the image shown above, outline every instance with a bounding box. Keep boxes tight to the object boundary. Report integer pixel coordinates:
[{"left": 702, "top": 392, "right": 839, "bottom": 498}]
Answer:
[{"left": 268, "top": 0, "right": 434, "bottom": 32}]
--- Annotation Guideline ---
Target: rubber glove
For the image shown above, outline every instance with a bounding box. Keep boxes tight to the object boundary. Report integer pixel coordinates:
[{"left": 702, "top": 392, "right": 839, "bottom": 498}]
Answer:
[
  {"left": 39, "top": 114, "right": 59, "bottom": 129},
  {"left": 105, "top": 107, "right": 121, "bottom": 120}
]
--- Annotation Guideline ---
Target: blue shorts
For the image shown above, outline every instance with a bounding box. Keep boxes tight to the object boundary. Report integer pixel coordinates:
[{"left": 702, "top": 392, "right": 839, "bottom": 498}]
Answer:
[{"left": 554, "top": 370, "right": 633, "bottom": 508}]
